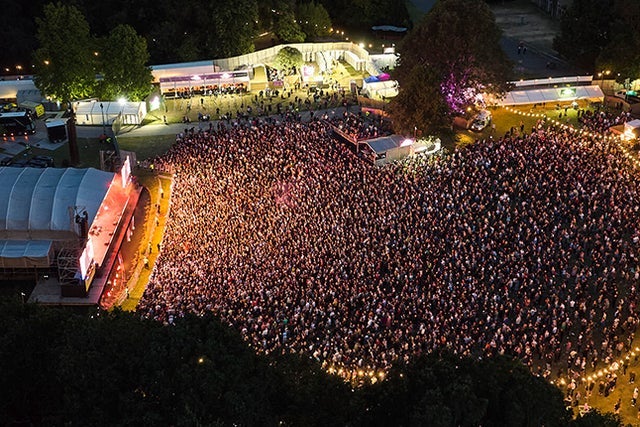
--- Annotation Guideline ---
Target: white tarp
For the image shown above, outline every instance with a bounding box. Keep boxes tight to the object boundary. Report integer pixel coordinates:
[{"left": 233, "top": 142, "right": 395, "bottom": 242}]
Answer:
[
  {"left": 0, "top": 167, "right": 114, "bottom": 240},
  {"left": 74, "top": 101, "right": 147, "bottom": 125},
  {"left": 0, "top": 240, "right": 52, "bottom": 268}
]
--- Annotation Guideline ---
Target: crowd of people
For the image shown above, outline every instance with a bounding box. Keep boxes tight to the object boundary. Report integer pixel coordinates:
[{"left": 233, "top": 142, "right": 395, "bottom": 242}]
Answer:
[
  {"left": 578, "top": 109, "right": 632, "bottom": 134},
  {"left": 137, "top": 115, "right": 640, "bottom": 385},
  {"left": 326, "top": 111, "right": 392, "bottom": 141}
]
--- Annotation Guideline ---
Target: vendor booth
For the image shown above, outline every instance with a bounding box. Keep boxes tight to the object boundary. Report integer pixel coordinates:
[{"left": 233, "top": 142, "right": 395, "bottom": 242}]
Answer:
[
  {"left": 623, "top": 119, "right": 640, "bottom": 141},
  {"left": 363, "top": 135, "right": 412, "bottom": 165},
  {"left": 362, "top": 76, "right": 399, "bottom": 99}
]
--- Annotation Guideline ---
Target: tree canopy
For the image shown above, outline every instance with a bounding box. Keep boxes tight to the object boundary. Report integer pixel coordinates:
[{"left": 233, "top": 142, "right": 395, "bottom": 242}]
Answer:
[
  {"left": 274, "top": 11, "right": 307, "bottom": 43},
  {"left": 32, "top": 4, "right": 153, "bottom": 102},
  {"left": 388, "top": 64, "right": 453, "bottom": 138},
  {"left": 32, "top": 2, "right": 97, "bottom": 101},
  {"left": 391, "top": 0, "right": 511, "bottom": 136},
  {"left": 317, "top": 0, "right": 410, "bottom": 29},
  {"left": 553, "top": 0, "right": 616, "bottom": 71},
  {"left": 96, "top": 25, "right": 153, "bottom": 102},
  {"left": 595, "top": 0, "right": 640, "bottom": 83},
  {"left": 274, "top": 46, "right": 304, "bottom": 71},
  {"left": 0, "top": 298, "right": 623, "bottom": 426},
  {"left": 554, "top": 0, "right": 640, "bottom": 80},
  {"left": 297, "top": 1, "right": 333, "bottom": 40},
  {"left": 3, "top": 0, "right": 408, "bottom": 69}
]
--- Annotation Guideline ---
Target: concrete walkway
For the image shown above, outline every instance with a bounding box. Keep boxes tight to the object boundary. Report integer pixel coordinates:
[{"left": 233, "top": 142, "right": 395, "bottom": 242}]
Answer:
[{"left": 75, "top": 105, "right": 356, "bottom": 141}]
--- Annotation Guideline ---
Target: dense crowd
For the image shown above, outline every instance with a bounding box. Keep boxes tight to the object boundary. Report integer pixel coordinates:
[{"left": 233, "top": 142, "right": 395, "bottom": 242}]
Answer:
[
  {"left": 326, "top": 111, "right": 392, "bottom": 141},
  {"left": 578, "top": 109, "right": 632, "bottom": 134},
  {"left": 138, "top": 117, "right": 640, "bottom": 382}
]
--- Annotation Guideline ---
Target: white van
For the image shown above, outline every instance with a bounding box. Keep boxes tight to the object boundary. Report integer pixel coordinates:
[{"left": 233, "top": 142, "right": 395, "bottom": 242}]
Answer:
[{"left": 470, "top": 110, "right": 491, "bottom": 131}]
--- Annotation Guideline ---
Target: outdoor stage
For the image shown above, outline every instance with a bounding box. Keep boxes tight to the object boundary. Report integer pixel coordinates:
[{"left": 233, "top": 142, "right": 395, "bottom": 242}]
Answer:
[{"left": 29, "top": 180, "right": 142, "bottom": 306}]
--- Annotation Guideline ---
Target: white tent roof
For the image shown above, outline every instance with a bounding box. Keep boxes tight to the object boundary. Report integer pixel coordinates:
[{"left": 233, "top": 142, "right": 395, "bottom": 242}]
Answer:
[
  {"left": 0, "top": 240, "right": 52, "bottom": 268},
  {"left": 0, "top": 79, "right": 38, "bottom": 100},
  {"left": 489, "top": 85, "right": 604, "bottom": 106},
  {"left": 626, "top": 119, "right": 640, "bottom": 130},
  {"left": 74, "top": 101, "right": 147, "bottom": 125},
  {"left": 0, "top": 167, "right": 115, "bottom": 240},
  {"left": 362, "top": 80, "right": 399, "bottom": 98},
  {"left": 74, "top": 101, "right": 142, "bottom": 116}
]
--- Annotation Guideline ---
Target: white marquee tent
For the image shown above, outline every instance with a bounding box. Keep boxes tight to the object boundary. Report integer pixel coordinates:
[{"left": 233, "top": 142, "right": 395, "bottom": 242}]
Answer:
[
  {"left": 362, "top": 80, "right": 399, "bottom": 99},
  {"left": 487, "top": 85, "right": 604, "bottom": 106},
  {"left": 0, "top": 79, "right": 39, "bottom": 102},
  {"left": 74, "top": 101, "right": 147, "bottom": 126},
  {"left": 0, "top": 167, "right": 115, "bottom": 242}
]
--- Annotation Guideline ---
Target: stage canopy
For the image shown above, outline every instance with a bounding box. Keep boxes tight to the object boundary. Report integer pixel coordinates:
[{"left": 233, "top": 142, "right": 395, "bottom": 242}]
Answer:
[{"left": 0, "top": 167, "right": 115, "bottom": 241}]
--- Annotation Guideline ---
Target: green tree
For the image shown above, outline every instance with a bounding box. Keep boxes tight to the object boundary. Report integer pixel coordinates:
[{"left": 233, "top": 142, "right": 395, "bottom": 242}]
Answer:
[
  {"left": 317, "top": 0, "right": 410, "bottom": 29},
  {"left": 274, "top": 11, "right": 306, "bottom": 43},
  {"left": 596, "top": 0, "right": 640, "bottom": 83},
  {"left": 388, "top": 64, "right": 453, "bottom": 138},
  {"left": 0, "top": 1, "right": 38, "bottom": 72},
  {"left": 144, "top": 0, "right": 259, "bottom": 63},
  {"left": 96, "top": 24, "right": 153, "bottom": 101},
  {"left": 553, "top": 0, "right": 616, "bottom": 71},
  {"left": 257, "top": 0, "right": 296, "bottom": 32},
  {"left": 570, "top": 410, "right": 624, "bottom": 427},
  {"left": 32, "top": 2, "right": 97, "bottom": 101},
  {"left": 202, "top": 0, "right": 259, "bottom": 59},
  {"left": 297, "top": 1, "right": 332, "bottom": 40},
  {"left": 395, "top": 0, "right": 511, "bottom": 116},
  {"left": 274, "top": 46, "right": 304, "bottom": 71},
  {"left": 0, "top": 299, "right": 620, "bottom": 426},
  {"left": 361, "top": 353, "right": 572, "bottom": 427}
]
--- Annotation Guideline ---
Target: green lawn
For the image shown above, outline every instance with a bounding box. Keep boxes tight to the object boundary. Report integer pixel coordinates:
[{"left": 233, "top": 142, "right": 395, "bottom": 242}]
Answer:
[
  {"left": 118, "top": 134, "right": 176, "bottom": 162},
  {"left": 456, "top": 102, "right": 593, "bottom": 148}
]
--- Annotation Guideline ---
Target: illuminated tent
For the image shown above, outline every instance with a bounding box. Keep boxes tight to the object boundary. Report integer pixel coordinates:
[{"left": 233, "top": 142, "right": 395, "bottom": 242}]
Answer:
[
  {"left": 0, "top": 240, "right": 53, "bottom": 268},
  {"left": 0, "top": 167, "right": 115, "bottom": 241},
  {"left": 0, "top": 167, "right": 114, "bottom": 269},
  {"left": 362, "top": 79, "right": 399, "bottom": 99},
  {"left": 625, "top": 120, "right": 640, "bottom": 140},
  {"left": 0, "top": 79, "right": 39, "bottom": 102},
  {"left": 74, "top": 101, "right": 147, "bottom": 126},
  {"left": 488, "top": 85, "right": 604, "bottom": 106}
]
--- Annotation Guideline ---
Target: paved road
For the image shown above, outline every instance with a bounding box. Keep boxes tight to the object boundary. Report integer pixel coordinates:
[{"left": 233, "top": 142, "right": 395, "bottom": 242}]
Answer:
[
  {"left": 74, "top": 105, "right": 356, "bottom": 140},
  {"left": 491, "top": 0, "right": 583, "bottom": 79}
]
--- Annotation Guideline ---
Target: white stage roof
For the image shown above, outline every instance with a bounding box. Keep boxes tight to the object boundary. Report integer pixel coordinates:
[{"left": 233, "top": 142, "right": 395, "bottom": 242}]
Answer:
[{"left": 0, "top": 167, "right": 115, "bottom": 240}]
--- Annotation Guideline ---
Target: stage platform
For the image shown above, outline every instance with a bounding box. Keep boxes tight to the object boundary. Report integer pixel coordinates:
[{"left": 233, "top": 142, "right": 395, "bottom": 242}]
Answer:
[{"left": 29, "top": 182, "right": 143, "bottom": 306}]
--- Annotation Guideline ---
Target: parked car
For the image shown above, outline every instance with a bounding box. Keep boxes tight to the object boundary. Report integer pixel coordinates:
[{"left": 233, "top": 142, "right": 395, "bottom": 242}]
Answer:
[
  {"left": 9, "top": 158, "right": 29, "bottom": 168},
  {"left": 31, "top": 155, "right": 54, "bottom": 167},
  {"left": 470, "top": 110, "right": 492, "bottom": 131},
  {"left": 27, "top": 159, "right": 49, "bottom": 168}
]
